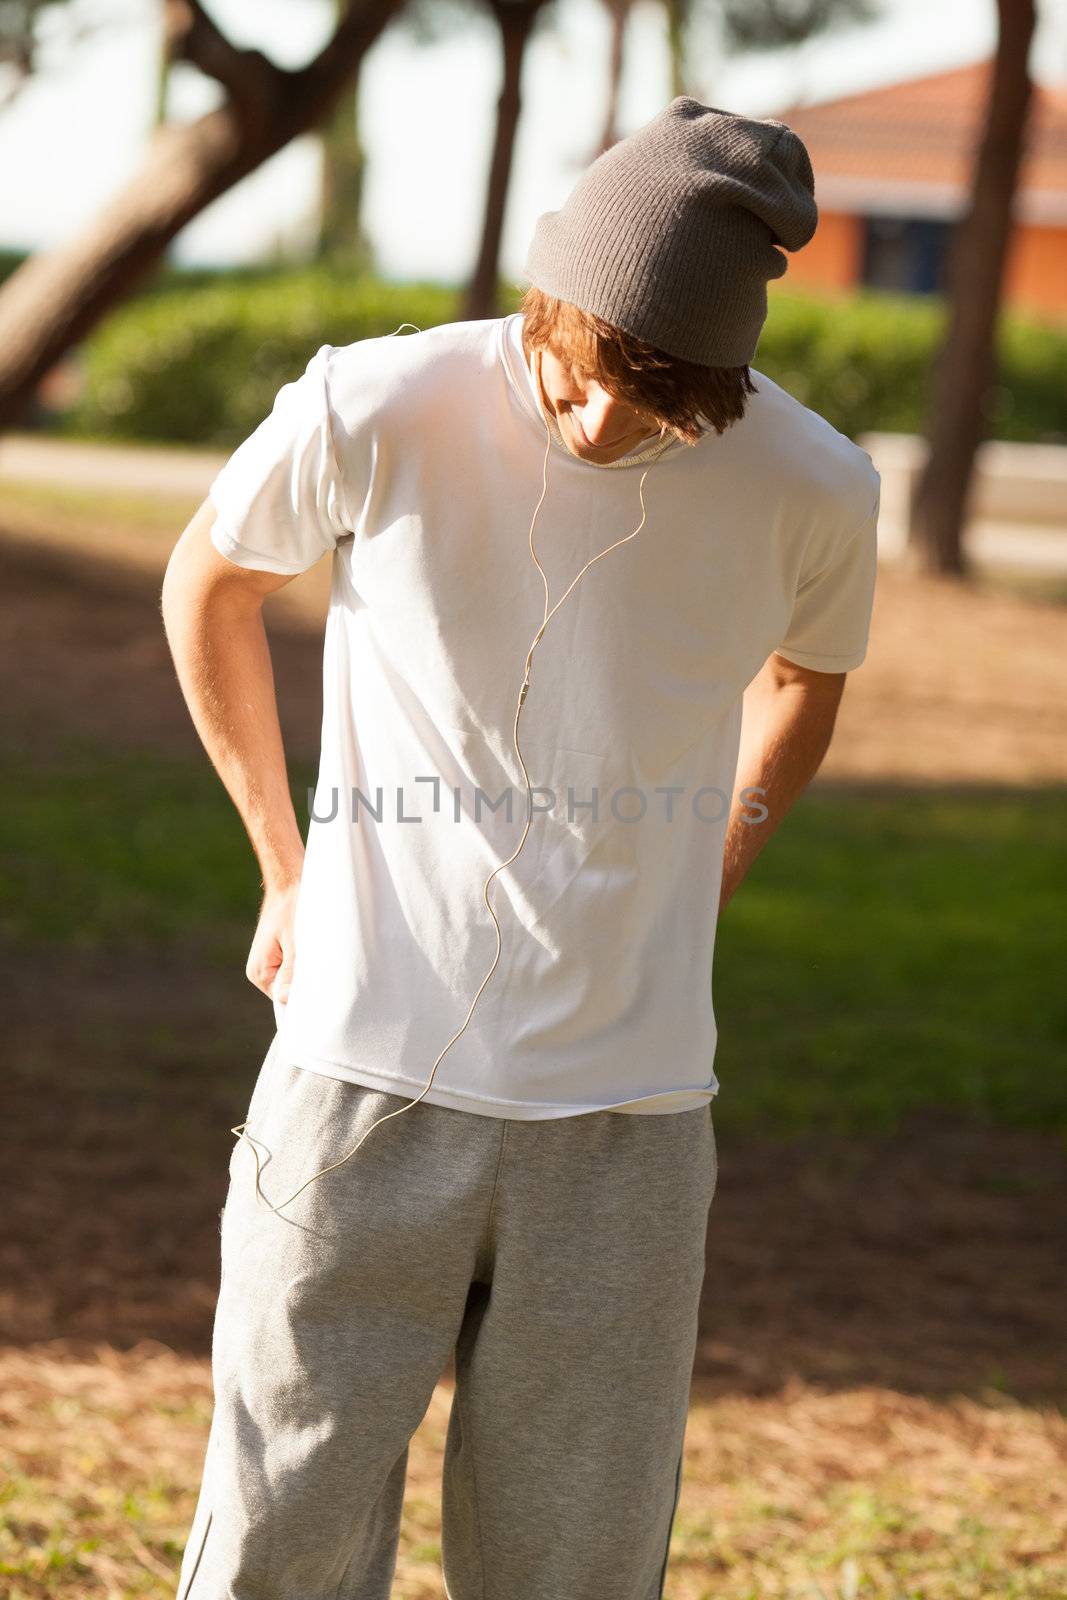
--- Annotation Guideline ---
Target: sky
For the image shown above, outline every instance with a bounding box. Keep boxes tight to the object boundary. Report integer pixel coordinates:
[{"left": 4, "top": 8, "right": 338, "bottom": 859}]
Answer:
[{"left": 1, "top": 0, "right": 1065, "bottom": 284}]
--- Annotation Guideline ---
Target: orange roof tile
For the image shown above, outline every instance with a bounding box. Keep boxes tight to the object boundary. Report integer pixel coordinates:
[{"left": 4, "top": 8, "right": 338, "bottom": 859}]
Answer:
[{"left": 774, "top": 59, "right": 1067, "bottom": 223}]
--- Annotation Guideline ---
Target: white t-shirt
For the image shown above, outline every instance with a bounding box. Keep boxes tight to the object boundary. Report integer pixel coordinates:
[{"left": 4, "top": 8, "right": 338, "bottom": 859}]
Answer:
[{"left": 208, "top": 313, "right": 880, "bottom": 1119}]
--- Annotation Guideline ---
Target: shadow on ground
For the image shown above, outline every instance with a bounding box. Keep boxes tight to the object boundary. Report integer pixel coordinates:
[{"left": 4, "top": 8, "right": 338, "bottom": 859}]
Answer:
[
  {"left": 3, "top": 527, "right": 1065, "bottom": 1410},
  {"left": 5, "top": 946, "right": 1066, "bottom": 1408}
]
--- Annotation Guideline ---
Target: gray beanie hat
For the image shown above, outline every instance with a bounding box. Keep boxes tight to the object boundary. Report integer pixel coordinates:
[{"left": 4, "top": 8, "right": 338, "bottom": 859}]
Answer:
[{"left": 522, "top": 97, "right": 818, "bottom": 368}]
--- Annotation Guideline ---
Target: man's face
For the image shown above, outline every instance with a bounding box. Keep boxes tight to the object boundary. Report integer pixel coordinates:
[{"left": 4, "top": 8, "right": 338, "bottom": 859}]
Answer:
[{"left": 529, "top": 343, "right": 664, "bottom": 464}]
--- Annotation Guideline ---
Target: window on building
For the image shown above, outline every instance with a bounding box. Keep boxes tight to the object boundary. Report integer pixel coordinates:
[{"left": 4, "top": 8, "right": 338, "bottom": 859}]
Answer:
[{"left": 861, "top": 215, "right": 955, "bottom": 293}]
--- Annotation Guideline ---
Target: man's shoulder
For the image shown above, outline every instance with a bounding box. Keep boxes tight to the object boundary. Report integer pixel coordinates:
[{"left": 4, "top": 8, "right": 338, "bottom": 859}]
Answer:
[
  {"left": 324, "top": 316, "right": 504, "bottom": 416},
  {"left": 745, "top": 367, "right": 880, "bottom": 524}
]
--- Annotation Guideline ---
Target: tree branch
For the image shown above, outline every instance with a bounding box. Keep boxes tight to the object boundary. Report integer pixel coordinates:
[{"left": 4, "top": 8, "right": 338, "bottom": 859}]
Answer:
[
  {"left": 0, "top": 0, "right": 405, "bottom": 430},
  {"left": 162, "top": 0, "right": 283, "bottom": 126},
  {"left": 298, "top": 0, "right": 405, "bottom": 107}
]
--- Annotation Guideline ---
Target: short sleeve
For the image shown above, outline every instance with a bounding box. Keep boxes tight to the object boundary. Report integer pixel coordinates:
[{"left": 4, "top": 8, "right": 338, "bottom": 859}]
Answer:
[
  {"left": 208, "top": 344, "right": 352, "bottom": 575},
  {"left": 775, "top": 481, "right": 881, "bottom": 673}
]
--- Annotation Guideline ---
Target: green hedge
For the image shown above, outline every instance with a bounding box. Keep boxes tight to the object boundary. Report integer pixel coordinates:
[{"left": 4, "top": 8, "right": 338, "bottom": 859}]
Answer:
[
  {"left": 65, "top": 271, "right": 1067, "bottom": 448},
  {"left": 65, "top": 272, "right": 468, "bottom": 449},
  {"left": 753, "top": 288, "right": 1067, "bottom": 445}
]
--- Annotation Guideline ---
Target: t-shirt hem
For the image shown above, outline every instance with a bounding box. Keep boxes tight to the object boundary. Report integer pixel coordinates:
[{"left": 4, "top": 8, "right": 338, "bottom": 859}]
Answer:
[
  {"left": 270, "top": 1036, "right": 718, "bottom": 1120},
  {"left": 208, "top": 513, "right": 318, "bottom": 576},
  {"left": 773, "top": 643, "right": 867, "bottom": 672}
]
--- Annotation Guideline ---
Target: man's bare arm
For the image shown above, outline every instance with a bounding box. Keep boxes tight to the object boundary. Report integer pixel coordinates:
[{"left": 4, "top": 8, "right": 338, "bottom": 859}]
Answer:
[
  {"left": 160, "top": 498, "right": 305, "bottom": 1001},
  {"left": 720, "top": 652, "right": 847, "bottom": 914}
]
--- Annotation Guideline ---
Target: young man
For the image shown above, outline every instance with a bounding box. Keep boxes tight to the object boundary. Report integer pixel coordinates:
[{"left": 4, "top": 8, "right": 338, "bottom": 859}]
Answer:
[{"left": 163, "top": 98, "right": 880, "bottom": 1599}]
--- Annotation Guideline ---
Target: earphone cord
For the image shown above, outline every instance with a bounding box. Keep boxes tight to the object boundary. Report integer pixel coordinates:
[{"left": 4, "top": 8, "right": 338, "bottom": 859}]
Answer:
[{"left": 231, "top": 332, "right": 670, "bottom": 1217}]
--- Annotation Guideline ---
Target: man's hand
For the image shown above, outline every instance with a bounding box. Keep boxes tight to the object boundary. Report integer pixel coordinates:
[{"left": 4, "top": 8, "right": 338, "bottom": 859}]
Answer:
[
  {"left": 248, "top": 880, "right": 301, "bottom": 1004},
  {"left": 161, "top": 498, "right": 308, "bottom": 998},
  {"left": 720, "top": 652, "right": 847, "bottom": 914}
]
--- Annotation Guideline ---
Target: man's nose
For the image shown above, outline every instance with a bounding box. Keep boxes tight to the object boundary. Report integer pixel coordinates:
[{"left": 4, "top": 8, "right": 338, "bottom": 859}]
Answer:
[{"left": 577, "top": 387, "right": 632, "bottom": 444}]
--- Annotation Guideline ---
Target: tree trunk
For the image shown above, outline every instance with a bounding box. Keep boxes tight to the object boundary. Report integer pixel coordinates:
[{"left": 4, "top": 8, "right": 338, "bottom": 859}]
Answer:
[
  {"left": 597, "top": 0, "right": 633, "bottom": 156},
  {"left": 0, "top": 0, "right": 402, "bottom": 433},
  {"left": 319, "top": 69, "right": 370, "bottom": 268},
  {"left": 318, "top": 0, "right": 371, "bottom": 269},
  {"left": 664, "top": 0, "right": 686, "bottom": 100},
  {"left": 461, "top": 0, "right": 542, "bottom": 322},
  {"left": 908, "top": 0, "right": 1036, "bottom": 576}
]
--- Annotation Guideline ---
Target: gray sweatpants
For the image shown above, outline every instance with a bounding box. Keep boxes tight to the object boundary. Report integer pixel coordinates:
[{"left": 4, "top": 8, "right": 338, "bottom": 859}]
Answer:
[{"left": 177, "top": 1035, "right": 719, "bottom": 1600}]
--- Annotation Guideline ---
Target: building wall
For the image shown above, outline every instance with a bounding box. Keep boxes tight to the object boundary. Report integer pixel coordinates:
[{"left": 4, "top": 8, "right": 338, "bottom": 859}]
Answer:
[
  {"left": 776, "top": 210, "right": 861, "bottom": 292},
  {"left": 777, "top": 209, "right": 1067, "bottom": 324},
  {"left": 1004, "top": 224, "right": 1067, "bottom": 321}
]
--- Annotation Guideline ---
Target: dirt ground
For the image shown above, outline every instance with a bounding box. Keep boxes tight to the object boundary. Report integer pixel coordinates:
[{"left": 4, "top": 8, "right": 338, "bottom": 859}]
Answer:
[{"left": 2, "top": 504, "right": 1066, "bottom": 1596}]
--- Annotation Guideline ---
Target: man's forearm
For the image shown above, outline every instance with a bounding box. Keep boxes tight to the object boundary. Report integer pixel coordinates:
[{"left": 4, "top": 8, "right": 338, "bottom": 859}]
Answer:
[
  {"left": 720, "top": 659, "right": 845, "bottom": 913},
  {"left": 161, "top": 580, "right": 305, "bottom": 894}
]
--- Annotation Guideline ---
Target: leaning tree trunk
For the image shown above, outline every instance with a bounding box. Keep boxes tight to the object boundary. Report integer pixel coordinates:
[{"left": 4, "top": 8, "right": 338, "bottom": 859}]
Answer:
[
  {"left": 597, "top": 0, "right": 633, "bottom": 155},
  {"left": 0, "top": 0, "right": 402, "bottom": 433},
  {"left": 461, "top": 0, "right": 544, "bottom": 322},
  {"left": 908, "top": 0, "right": 1036, "bottom": 577}
]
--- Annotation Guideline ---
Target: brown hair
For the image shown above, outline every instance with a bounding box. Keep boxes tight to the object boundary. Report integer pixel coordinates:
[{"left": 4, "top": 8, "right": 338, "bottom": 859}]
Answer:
[{"left": 518, "top": 286, "right": 757, "bottom": 445}]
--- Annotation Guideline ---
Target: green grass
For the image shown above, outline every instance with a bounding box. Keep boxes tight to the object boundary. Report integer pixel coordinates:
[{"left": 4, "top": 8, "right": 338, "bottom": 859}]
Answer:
[
  {"left": 0, "top": 737, "right": 314, "bottom": 966},
  {"left": 714, "top": 785, "right": 1067, "bottom": 1136},
  {"left": 3, "top": 740, "right": 1065, "bottom": 1137}
]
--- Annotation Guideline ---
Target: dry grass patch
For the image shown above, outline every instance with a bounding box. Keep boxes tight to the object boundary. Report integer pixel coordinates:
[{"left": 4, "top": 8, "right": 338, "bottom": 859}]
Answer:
[
  {"left": 674, "top": 1379, "right": 1067, "bottom": 1598},
  {"left": 0, "top": 1343, "right": 451, "bottom": 1600},
  {"left": 3, "top": 1348, "right": 1065, "bottom": 1599}
]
